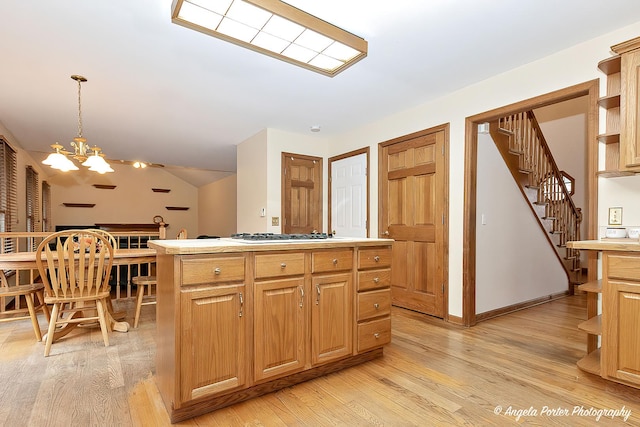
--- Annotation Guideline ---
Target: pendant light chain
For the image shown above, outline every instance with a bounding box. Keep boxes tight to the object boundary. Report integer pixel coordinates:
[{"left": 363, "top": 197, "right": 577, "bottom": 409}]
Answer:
[{"left": 77, "top": 77, "right": 83, "bottom": 139}]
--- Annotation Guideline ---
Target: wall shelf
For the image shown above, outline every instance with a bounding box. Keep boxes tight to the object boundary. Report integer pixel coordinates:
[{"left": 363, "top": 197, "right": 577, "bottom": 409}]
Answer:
[
  {"left": 152, "top": 188, "right": 171, "bottom": 193},
  {"left": 166, "top": 206, "right": 189, "bottom": 211},
  {"left": 62, "top": 203, "right": 96, "bottom": 208},
  {"left": 93, "top": 184, "right": 117, "bottom": 190}
]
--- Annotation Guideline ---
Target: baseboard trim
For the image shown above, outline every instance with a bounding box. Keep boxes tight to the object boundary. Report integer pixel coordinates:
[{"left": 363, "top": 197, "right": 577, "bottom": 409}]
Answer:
[
  {"left": 475, "top": 291, "right": 570, "bottom": 322},
  {"left": 447, "top": 314, "right": 464, "bottom": 325}
]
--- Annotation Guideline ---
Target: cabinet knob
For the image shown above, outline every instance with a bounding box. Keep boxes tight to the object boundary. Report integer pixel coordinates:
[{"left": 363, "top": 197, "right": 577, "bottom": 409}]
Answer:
[
  {"left": 374, "top": 303, "right": 379, "bottom": 309},
  {"left": 373, "top": 277, "right": 379, "bottom": 283},
  {"left": 214, "top": 267, "right": 221, "bottom": 275},
  {"left": 383, "top": 231, "right": 389, "bottom": 236},
  {"left": 280, "top": 263, "right": 287, "bottom": 269},
  {"left": 374, "top": 333, "right": 380, "bottom": 339},
  {"left": 374, "top": 256, "right": 380, "bottom": 262},
  {"left": 332, "top": 258, "right": 338, "bottom": 265}
]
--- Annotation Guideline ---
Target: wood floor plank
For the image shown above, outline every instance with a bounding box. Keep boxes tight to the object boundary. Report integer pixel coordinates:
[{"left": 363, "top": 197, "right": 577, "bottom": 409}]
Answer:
[{"left": 2, "top": 295, "right": 640, "bottom": 426}]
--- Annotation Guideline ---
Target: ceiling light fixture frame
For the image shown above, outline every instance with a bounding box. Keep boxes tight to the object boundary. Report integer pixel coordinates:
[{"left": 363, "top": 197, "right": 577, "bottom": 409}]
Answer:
[{"left": 171, "top": 0, "right": 368, "bottom": 77}]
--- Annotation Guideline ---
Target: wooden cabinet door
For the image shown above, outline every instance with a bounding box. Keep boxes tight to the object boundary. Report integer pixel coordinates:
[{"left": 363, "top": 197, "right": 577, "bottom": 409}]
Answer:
[
  {"left": 254, "top": 277, "right": 306, "bottom": 382},
  {"left": 180, "top": 284, "right": 246, "bottom": 403},
  {"left": 603, "top": 253, "right": 640, "bottom": 386},
  {"left": 620, "top": 49, "right": 640, "bottom": 171},
  {"left": 311, "top": 273, "right": 353, "bottom": 365},
  {"left": 614, "top": 287, "right": 640, "bottom": 384}
]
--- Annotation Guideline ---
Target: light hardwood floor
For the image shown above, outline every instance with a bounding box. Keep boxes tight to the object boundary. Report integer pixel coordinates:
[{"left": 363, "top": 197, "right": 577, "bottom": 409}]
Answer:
[{"left": 1, "top": 295, "right": 638, "bottom": 426}]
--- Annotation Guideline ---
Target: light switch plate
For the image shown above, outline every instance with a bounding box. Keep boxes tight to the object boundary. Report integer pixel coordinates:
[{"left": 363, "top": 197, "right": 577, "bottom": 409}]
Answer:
[{"left": 608, "top": 207, "right": 622, "bottom": 225}]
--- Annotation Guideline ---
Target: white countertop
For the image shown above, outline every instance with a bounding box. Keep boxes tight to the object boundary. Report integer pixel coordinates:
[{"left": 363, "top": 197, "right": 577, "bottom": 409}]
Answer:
[
  {"left": 148, "top": 237, "right": 394, "bottom": 255},
  {"left": 567, "top": 238, "right": 640, "bottom": 252}
]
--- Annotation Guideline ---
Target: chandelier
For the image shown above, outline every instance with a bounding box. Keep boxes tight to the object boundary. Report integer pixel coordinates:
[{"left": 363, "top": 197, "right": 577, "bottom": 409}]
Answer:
[{"left": 42, "top": 75, "right": 114, "bottom": 174}]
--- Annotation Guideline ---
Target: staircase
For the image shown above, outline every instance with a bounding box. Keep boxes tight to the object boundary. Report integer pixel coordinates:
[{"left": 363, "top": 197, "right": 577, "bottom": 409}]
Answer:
[{"left": 489, "top": 111, "right": 583, "bottom": 286}]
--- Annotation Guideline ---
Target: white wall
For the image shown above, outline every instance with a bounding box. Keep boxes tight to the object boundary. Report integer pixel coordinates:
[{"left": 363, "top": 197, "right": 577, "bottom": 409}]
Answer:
[
  {"left": 49, "top": 163, "right": 198, "bottom": 237},
  {"left": 198, "top": 174, "right": 237, "bottom": 237},
  {"left": 599, "top": 176, "right": 640, "bottom": 236},
  {"left": 326, "top": 21, "right": 640, "bottom": 318},
  {"left": 237, "top": 130, "right": 268, "bottom": 233},
  {"left": 476, "top": 133, "right": 567, "bottom": 313}
]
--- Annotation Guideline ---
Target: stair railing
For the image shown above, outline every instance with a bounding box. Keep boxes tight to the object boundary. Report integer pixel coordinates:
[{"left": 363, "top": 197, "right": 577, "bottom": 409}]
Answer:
[{"left": 497, "top": 111, "right": 582, "bottom": 277}]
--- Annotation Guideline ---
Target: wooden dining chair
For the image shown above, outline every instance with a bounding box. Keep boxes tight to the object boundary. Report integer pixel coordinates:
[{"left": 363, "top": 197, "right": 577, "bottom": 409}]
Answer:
[
  {"left": 132, "top": 228, "right": 186, "bottom": 328},
  {"left": 36, "top": 230, "right": 115, "bottom": 356},
  {"left": 0, "top": 269, "right": 50, "bottom": 341}
]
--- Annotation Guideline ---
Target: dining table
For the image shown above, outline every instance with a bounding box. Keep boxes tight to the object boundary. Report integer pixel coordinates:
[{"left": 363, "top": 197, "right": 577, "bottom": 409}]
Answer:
[{"left": 0, "top": 247, "right": 156, "bottom": 338}]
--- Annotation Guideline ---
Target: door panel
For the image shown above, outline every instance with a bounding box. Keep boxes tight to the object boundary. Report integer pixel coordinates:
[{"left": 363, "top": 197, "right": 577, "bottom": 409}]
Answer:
[
  {"left": 330, "top": 152, "right": 367, "bottom": 237},
  {"left": 282, "top": 153, "right": 322, "bottom": 234},
  {"left": 380, "top": 129, "right": 446, "bottom": 317}
]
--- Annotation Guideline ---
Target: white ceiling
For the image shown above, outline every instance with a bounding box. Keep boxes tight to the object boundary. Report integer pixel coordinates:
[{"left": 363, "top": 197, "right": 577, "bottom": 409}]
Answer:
[{"left": 2, "top": 0, "right": 640, "bottom": 176}]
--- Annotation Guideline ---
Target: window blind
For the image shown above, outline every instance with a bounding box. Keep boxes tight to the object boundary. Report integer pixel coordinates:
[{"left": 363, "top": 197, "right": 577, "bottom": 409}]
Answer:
[
  {"left": 26, "top": 165, "right": 40, "bottom": 233},
  {"left": 0, "top": 138, "right": 17, "bottom": 254},
  {"left": 42, "top": 181, "right": 51, "bottom": 232}
]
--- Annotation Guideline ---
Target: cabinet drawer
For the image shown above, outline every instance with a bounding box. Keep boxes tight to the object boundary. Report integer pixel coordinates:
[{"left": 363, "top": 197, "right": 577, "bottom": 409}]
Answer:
[
  {"left": 312, "top": 249, "right": 353, "bottom": 273},
  {"left": 357, "top": 317, "right": 391, "bottom": 353},
  {"left": 357, "top": 289, "right": 391, "bottom": 321},
  {"left": 181, "top": 256, "right": 245, "bottom": 286},
  {"left": 608, "top": 254, "right": 640, "bottom": 281},
  {"left": 357, "top": 269, "right": 391, "bottom": 291},
  {"left": 255, "top": 253, "right": 305, "bottom": 278},
  {"left": 358, "top": 247, "right": 392, "bottom": 269}
]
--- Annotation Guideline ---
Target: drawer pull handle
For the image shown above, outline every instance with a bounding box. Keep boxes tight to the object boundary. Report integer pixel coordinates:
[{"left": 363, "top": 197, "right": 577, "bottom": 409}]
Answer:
[
  {"left": 281, "top": 263, "right": 287, "bottom": 269},
  {"left": 332, "top": 258, "right": 338, "bottom": 265},
  {"left": 374, "top": 333, "right": 380, "bottom": 339},
  {"left": 374, "top": 303, "right": 379, "bottom": 309},
  {"left": 214, "top": 267, "right": 221, "bottom": 275},
  {"left": 374, "top": 256, "right": 380, "bottom": 262},
  {"left": 373, "top": 277, "right": 380, "bottom": 283}
]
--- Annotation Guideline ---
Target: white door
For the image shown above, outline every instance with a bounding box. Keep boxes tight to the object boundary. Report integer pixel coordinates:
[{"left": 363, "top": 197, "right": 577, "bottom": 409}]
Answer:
[{"left": 330, "top": 153, "right": 367, "bottom": 237}]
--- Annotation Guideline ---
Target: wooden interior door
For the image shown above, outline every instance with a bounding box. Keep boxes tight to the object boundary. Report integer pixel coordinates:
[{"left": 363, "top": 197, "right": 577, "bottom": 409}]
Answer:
[
  {"left": 379, "top": 127, "right": 447, "bottom": 317},
  {"left": 282, "top": 153, "right": 322, "bottom": 234}
]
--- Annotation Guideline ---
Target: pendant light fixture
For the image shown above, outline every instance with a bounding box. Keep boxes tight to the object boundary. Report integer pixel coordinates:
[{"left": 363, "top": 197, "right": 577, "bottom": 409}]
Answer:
[{"left": 42, "top": 75, "right": 114, "bottom": 174}]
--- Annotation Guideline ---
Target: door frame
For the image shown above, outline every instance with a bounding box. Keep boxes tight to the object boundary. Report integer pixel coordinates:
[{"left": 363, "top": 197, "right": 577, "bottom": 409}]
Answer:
[
  {"left": 328, "top": 147, "right": 370, "bottom": 237},
  {"left": 378, "top": 124, "right": 450, "bottom": 321},
  {"left": 462, "top": 80, "right": 599, "bottom": 326}
]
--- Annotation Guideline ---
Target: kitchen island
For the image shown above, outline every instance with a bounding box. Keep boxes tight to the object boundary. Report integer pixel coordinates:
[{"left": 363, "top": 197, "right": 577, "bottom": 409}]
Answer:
[
  {"left": 147, "top": 237, "right": 393, "bottom": 423},
  {"left": 567, "top": 239, "right": 640, "bottom": 390}
]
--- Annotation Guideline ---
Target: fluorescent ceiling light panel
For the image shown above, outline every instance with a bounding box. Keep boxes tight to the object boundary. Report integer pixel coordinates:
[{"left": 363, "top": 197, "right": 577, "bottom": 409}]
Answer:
[
  {"left": 262, "top": 15, "right": 303, "bottom": 42},
  {"left": 189, "top": 0, "right": 232, "bottom": 15},
  {"left": 217, "top": 17, "right": 259, "bottom": 42},
  {"left": 171, "top": 0, "right": 368, "bottom": 77}
]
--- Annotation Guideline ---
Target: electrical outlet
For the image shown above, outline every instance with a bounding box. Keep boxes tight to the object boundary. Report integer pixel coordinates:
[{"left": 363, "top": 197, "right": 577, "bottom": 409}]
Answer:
[
  {"left": 272, "top": 217, "right": 279, "bottom": 226},
  {"left": 609, "top": 207, "right": 623, "bottom": 225}
]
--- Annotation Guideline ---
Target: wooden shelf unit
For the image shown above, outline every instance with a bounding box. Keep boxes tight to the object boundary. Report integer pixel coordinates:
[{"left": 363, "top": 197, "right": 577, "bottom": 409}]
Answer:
[
  {"left": 578, "top": 279, "right": 602, "bottom": 293},
  {"left": 578, "top": 314, "right": 602, "bottom": 335},
  {"left": 597, "top": 54, "right": 623, "bottom": 175},
  {"left": 577, "top": 348, "right": 601, "bottom": 376}
]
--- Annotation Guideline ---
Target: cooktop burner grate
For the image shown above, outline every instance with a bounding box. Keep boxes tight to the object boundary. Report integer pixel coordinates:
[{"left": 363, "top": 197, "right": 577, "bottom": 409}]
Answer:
[{"left": 231, "top": 232, "right": 329, "bottom": 241}]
